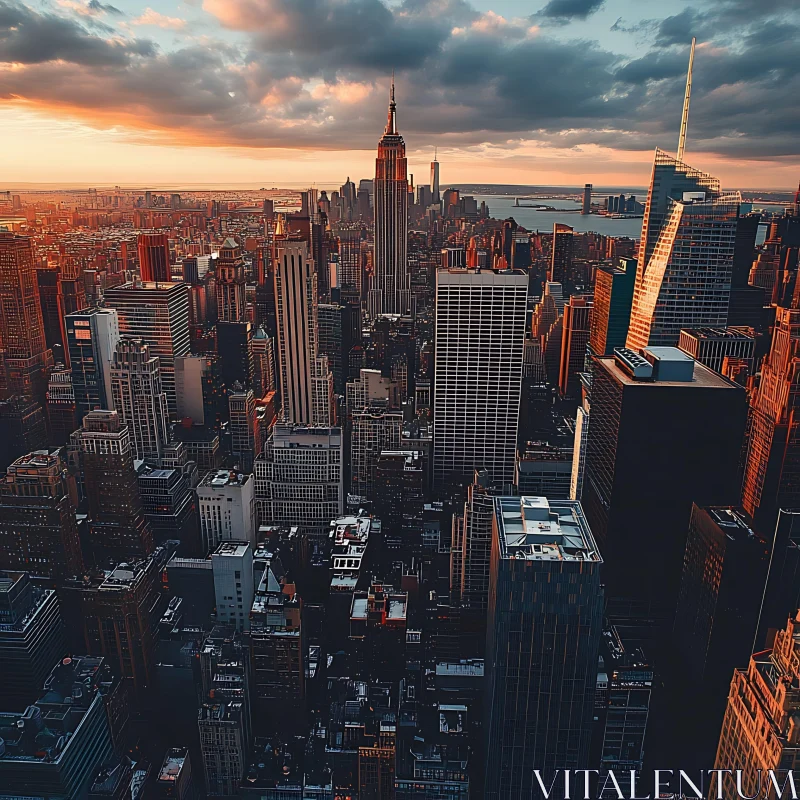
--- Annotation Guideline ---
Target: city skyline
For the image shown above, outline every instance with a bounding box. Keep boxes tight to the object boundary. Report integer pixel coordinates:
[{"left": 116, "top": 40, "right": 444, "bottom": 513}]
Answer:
[{"left": 0, "top": 0, "right": 798, "bottom": 188}]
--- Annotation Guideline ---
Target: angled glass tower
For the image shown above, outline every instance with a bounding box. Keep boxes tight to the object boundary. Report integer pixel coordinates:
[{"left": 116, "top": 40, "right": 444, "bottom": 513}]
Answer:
[{"left": 626, "top": 149, "right": 740, "bottom": 350}]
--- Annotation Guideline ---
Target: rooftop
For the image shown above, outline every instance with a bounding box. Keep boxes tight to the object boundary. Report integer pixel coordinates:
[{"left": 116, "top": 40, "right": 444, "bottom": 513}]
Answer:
[
  {"left": 157, "top": 748, "right": 188, "bottom": 784},
  {"left": 680, "top": 326, "right": 756, "bottom": 341},
  {"left": 200, "top": 469, "right": 251, "bottom": 489},
  {"left": 605, "top": 347, "right": 736, "bottom": 389},
  {"left": 495, "top": 496, "right": 602, "bottom": 563},
  {"left": 213, "top": 542, "right": 250, "bottom": 559}
]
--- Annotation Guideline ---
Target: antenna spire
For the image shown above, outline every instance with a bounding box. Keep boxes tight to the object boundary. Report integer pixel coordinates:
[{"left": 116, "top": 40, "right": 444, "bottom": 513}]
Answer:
[
  {"left": 385, "top": 71, "right": 398, "bottom": 135},
  {"left": 677, "top": 37, "right": 696, "bottom": 162}
]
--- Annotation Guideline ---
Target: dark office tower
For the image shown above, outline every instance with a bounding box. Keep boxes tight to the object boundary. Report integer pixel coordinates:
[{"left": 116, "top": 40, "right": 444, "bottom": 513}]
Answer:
[
  {"left": 433, "top": 269, "right": 527, "bottom": 491},
  {"left": 252, "top": 327, "right": 276, "bottom": 398},
  {"left": 0, "top": 572, "right": 66, "bottom": 711},
  {"left": 66, "top": 307, "right": 120, "bottom": 422},
  {"left": 103, "top": 281, "right": 191, "bottom": 418},
  {"left": 110, "top": 338, "right": 169, "bottom": 465},
  {"left": 626, "top": 151, "right": 739, "bottom": 350},
  {"left": 754, "top": 510, "right": 800, "bottom": 650},
  {"left": 374, "top": 450, "right": 424, "bottom": 557},
  {"left": 558, "top": 296, "right": 592, "bottom": 397},
  {"left": 318, "top": 302, "right": 346, "bottom": 395},
  {"left": 677, "top": 326, "right": 755, "bottom": 374},
  {"left": 137, "top": 465, "right": 197, "bottom": 553},
  {"left": 731, "top": 213, "right": 762, "bottom": 288},
  {"left": 501, "top": 218, "right": 516, "bottom": 268},
  {"left": 216, "top": 320, "right": 254, "bottom": 392},
  {"left": 62, "top": 545, "right": 171, "bottom": 697},
  {"left": 0, "top": 394, "right": 48, "bottom": 470},
  {"left": 74, "top": 410, "right": 153, "bottom": 563},
  {"left": 46, "top": 367, "right": 76, "bottom": 446},
  {"left": 215, "top": 237, "right": 247, "bottom": 323},
  {"left": 0, "top": 656, "right": 116, "bottom": 800},
  {"left": 430, "top": 152, "right": 440, "bottom": 205},
  {"left": 137, "top": 231, "right": 171, "bottom": 282},
  {"left": 36, "top": 266, "right": 66, "bottom": 362},
  {"left": 229, "top": 387, "right": 258, "bottom": 472},
  {"left": 485, "top": 496, "right": 604, "bottom": 796},
  {"left": 670, "top": 505, "right": 769, "bottom": 767},
  {"left": 589, "top": 257, "right": 636, "bottom": 357},
  {"left": 742, "top": 308, "right": 800, "bottom": 528},
  {"left": 582, "top": 183, "right": 592, "bottom": 215},
  {"left": 372, "top": 79, "right": 409, "bottom": 316},
  {"left": 0, "top": 231, "right": 53, "bottom": 401},
  {"left": 548, "top": 223, "right": 574, "bottom": 287},
  {"left": 582, "top": 348, "right": 746, "bottom": 623},
  {"left": 336, "top": 225, "right": 366, "bottom": 297},
  {"left": 255, "top": 245, "right": 277, "bottom": 336},
  {"left": 0, "top": 450, "right": 82, "bottom": 582}
]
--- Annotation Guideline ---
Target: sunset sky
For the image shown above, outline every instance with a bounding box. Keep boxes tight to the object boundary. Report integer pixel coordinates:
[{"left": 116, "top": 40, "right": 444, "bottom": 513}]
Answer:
[{"left": 1, "top": 0, "right": 798, "bottom": 189}]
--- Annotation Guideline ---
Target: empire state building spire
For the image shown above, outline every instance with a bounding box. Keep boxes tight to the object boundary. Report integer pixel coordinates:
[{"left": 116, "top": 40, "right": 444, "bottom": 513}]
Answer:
[
  {"left": 371, "top": 74, "right": 409, "bottom": 317},
  {"left": 385, "top": 72, "right": 397, "bottom": 135}
]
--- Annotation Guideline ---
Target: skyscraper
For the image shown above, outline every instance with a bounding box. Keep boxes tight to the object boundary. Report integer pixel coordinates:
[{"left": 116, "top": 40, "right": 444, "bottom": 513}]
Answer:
[
  {"left": 0, "top": 450, "right": 83, "bottom": 582},
  {"left": 712, "top": 613, "right": 800, "bottom": 800},
  {"left": 430, "top": 150, "right": 440, "bottom": 205},
  {"left": 65, "top": 307, "right": 120, "bottom": 422},
  {"left": 274, "top": 240, "right": 333, "bottom": 425},
  {"left": 110, "top": 338, "right": 169, "bottom": 464},
  {"left": 137, "top": 232, "right": 171, "bottom": 283},
  {"left": 558, "top": 296, "right": 592, "bottom": 397},
  {"left": 433, "top": 268, "right": 527, "bottom": 490},
  {"left": 626, "top": 151, "right": 740, "bottom": 350},
  {"left": 103, "top": 281, "right": 190, "bottom": 418},
  {"left": 73, "top": 410, "right": 153, "bottom": 563},
  {"left": 485, "top": 496, "right": 603, "bottom": 796},
  {"left": 372, "top": 79, "right": 409, "bottom": 316},
  {"left": 215, "top": 237, "right": 247, "bottom": 323},
  {"left": 548, "top": 223, "right": 574, "bottom": 288},
  {"left": 742, "top": 308, "right": 800, "bottom": 528},
  {"left": 0, "top": 231, "right": 53, "bottom": 401},
  {"left": 582, "top": 183, "right": 592, "bottom": 215},
  {"left": 582, "top": 347, "right": 746, "bottom": 621},
  {"left": 589, "top": 257, "right": 636, "bottom": 357}
]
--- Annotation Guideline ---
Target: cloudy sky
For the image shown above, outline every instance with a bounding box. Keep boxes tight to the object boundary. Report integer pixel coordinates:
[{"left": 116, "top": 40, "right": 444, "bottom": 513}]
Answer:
[{"left": 1, "top": 0, "right": 798, "bottom": 188}]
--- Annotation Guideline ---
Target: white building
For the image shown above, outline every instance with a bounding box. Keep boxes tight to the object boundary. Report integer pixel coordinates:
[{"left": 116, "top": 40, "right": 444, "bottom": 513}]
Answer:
[
  {"left": 433, "top": 268, "right": 528, "bottom": 490},
  {"left": 211, "top": 541, "right": 254, "bottom": 631},
  {"left": 197, "top": 469, "right": 256, "bottom": 554},
  {"left": 254, "top": 423, "right": 343, "bottom": 540},
  {"left": 110, "top": 338, "right": 169, "bottom": 465}
]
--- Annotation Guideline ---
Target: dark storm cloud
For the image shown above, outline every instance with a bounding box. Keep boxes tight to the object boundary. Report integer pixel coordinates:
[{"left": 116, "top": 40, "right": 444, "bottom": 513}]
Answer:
[
  {"left": 0, "top": 0, "right": 152, "bottom": 65},
  {"left": 0, "top": 0, "right": 798, "bottom": 162},
  {"left": 538, "top": 0, "right": 605, "bottom": 22}
]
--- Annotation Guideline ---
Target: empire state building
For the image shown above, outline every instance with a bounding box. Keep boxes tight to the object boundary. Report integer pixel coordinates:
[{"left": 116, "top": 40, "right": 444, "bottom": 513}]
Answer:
[{"left": 372, "top": 79, "right": 409, "bottom": 317}]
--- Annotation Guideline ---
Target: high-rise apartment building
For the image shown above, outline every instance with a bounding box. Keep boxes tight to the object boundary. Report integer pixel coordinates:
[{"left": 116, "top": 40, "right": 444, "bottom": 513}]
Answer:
[
  {"left": 582, "top": 347, "right": 746, "bottom": 621},
  {"left": 274, "top": 240, "right": 334, "bottom": 425},
  {"left": 626, "top": 151, "right": 740, "bottom": 350},
  {"left": 103, "top": 281, "right": 190, "bottom": 418},
  {"left": 72, "top": 410, "right": 153, "bottom": 563},
  {"left": 485, "top": 496, "right": 603, "bottom": 796},
  {"left": 372, "top": 81, "right": 409, "bottom": 316},
  {"left": 65, "top": 307, "right": 120, "bottom": 422},
  {"left": 0, "top": 450, "right": 83, "bottom": 582},
  {"left": 228, "top": 387, "right": 259, "bottom": 472},
  {"left": 215, "top": 238, "right": 247, "bottom": 323},
  {"left": 254, "top": 424, "right": 343, "bottom": 539},
  {"left": 137, "top": 232, "right": 171, "bottom": 283},
  {"left": 45, "top": 367, "right": 77, "bottom": 446},
  {"left": 433, "top": 269, "right": 527, "bottom": 490},
  {"left": 713, "top": 613, "right": 800, "bottom": 800},
  {"left": 742, "top": 307, "right": 800, "bottom": 528},
  {"left": 374, "top": 450, "right": 424, "bottom": 556},
  {"left": 350, "top": 403, "right": 403, "bottom": 503},
  {"left": 110, "top": 338, "right": 169, "bottom": 464},
  {"left": 0, "top": 231, "right": 53, "bottom": 400}
]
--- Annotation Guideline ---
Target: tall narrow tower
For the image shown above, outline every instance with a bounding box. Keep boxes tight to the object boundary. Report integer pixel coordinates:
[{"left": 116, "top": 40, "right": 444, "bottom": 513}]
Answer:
[
  {"left": 372, "top": 77, "right": 409, "bottom": 317},
  {"left": 430, "top": 148, "right": 440, "bottom": 205}
]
